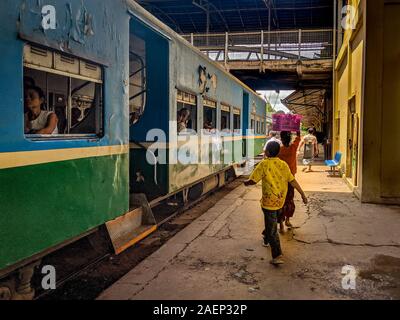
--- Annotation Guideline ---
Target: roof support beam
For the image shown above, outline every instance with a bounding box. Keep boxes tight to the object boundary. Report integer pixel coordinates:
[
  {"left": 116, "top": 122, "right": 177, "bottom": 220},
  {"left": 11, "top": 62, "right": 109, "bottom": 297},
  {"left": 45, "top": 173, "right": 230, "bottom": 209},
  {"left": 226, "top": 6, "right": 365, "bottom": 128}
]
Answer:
[
  {"left": 163, "top": 6, "right": 333, "bottom": 15},
  {"left": 145, "top": 4, "right": 183, "bottom": 33},
  {"left": 263, "top": 0, "right": 279, "bottom": 29},
  {"left": 285, "top": 103, "right": 325, "bottom": 115},
  {"left": 192, "top": 0, "right": 229, "bottom": 32},
  {"left": 283, "top": 89, "right": 323, "bottom": 103}
]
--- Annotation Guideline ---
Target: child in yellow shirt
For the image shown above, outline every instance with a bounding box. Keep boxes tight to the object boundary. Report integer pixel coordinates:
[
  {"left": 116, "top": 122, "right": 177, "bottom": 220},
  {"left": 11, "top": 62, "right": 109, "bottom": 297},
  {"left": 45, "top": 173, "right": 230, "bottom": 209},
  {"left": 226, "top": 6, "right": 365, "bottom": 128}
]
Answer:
[{"left": 244, "top": 141, "right": 308, "bottom": 265}]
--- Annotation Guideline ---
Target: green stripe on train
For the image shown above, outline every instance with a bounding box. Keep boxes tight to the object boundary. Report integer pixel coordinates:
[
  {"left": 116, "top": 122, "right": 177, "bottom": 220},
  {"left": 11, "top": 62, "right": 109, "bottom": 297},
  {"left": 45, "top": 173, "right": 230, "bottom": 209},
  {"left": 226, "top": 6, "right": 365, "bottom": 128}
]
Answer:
[
  {"left": 254, "top": 137, "right": 265, "bottom": 156},
  {"left": 0, "top": 154, "right": 129, "bottom": 271}
]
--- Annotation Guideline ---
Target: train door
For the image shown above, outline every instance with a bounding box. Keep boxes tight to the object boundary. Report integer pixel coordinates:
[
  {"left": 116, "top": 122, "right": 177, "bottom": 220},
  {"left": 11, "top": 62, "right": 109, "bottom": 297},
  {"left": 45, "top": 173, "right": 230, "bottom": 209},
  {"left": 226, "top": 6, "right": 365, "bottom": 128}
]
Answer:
[
  {"left": 106, "top": 14, "right": 170, "bottom": 255},
  {"left": 128, "top": 16, "right": 170, "bottom": 201},
  {"left": 242, "top": 92, "right": 249, "bottom": 158}
]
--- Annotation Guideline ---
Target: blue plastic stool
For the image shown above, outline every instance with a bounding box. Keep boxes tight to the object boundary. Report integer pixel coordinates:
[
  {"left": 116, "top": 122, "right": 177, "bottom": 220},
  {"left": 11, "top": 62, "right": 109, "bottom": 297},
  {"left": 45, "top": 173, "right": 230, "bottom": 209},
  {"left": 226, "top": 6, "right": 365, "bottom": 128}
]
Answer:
[{"left": 325, "top": 152, "right": 342, "bottom": 176}]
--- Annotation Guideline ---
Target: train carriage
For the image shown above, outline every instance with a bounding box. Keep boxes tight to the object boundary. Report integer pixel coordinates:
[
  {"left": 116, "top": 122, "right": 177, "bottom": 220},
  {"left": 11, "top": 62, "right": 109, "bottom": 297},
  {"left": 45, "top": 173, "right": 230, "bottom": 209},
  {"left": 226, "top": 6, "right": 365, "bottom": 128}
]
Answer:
[
  {"left": 0, "top": 0, "right": 266, "bottom": 299},
  {"left": 0, "top": 0, "right": 132, "bottom": 299},
  {"left": 128, "top": 2, "right": 267, "bottom": 201}
]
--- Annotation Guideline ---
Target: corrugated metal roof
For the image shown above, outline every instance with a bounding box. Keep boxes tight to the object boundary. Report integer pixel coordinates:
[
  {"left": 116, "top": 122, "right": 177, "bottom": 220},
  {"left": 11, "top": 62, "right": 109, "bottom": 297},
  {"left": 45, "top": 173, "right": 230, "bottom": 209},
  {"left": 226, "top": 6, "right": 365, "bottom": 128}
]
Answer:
[
  {"left": 137, "top": 0, "right": 334, "bottom": 33},
  {"left": 281, "top": 89, "right": 326, "bottom": 128}
]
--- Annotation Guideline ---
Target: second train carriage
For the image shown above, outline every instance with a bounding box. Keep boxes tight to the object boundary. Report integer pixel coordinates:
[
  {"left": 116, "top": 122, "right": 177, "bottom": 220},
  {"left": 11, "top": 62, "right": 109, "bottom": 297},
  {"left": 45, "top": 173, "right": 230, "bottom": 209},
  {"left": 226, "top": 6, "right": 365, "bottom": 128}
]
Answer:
[
  {"left": 0, "top": 0, "right": 267, "bottom": 299},
  {"left": 128, "top": 2, "right": 267, "bottom": 202}
]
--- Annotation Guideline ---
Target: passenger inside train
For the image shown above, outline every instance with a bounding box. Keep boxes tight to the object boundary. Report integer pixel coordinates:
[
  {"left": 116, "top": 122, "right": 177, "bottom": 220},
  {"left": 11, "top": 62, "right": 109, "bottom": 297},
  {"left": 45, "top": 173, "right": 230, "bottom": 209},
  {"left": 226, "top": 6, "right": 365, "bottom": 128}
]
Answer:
[
  {"left": 203, "top": 119, "right": 213, "bottom": 130},
  {"left": 23, "top": 44, "right": 104, "bottom": 137},
  {"left": 177, "top": 108, "right": 190, "bottom": 133},
  {"left": 203, "top": 100, "right": 216, "bottom": 131},
  {"left": 24, "top": 85, "right": 59, "bottom": 134}
]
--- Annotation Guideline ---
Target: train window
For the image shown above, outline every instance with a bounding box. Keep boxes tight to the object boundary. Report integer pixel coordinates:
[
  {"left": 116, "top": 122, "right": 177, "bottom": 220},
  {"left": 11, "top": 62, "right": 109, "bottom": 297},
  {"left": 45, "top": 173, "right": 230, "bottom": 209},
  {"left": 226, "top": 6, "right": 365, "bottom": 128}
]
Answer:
[
  {"left": 129, "top": 34, "right": 147, "bottom": 125},
  {"left": 203, "top": 97, "right": 217, "bottom": 131},
  {"left": 256, "top": 120, "right": 260, "bottom": 134},
  {"left": 233, "top": 108, "right": 241, "bottom": 131},
  {"left": 177, "top": 90, "right": 197, "bottom": 133},
  {"left": 251, "top": 116, "right": 255, "bottom": 131},
  {"left": 221, "top": 104, "right": 231, "bottom": 131},
  {"left": 23, "top": 44, "right": 103, "bottom": 137},
  {"left": 70, "top": 78, "right": 102, "bottom": 134}
]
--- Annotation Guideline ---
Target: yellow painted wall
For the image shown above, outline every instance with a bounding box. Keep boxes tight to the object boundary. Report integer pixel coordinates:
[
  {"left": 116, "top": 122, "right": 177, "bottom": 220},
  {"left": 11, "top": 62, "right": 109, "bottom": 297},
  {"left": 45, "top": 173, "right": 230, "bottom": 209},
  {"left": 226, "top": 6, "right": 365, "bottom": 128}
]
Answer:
[
  {"left": 349, "top": 28, "right": 363, "bottom": 186},
  {"left": 335, "top": 56, "right": 349, "bottom": 172},
  {"left": 350, "top": 32, "right": 363, "bottom": 115},
  {"left": 333, "top": 0, "right": 364, "bottom": 188},
  {"left": 334, "top": 0, "right": 400, "bottom": 204}
]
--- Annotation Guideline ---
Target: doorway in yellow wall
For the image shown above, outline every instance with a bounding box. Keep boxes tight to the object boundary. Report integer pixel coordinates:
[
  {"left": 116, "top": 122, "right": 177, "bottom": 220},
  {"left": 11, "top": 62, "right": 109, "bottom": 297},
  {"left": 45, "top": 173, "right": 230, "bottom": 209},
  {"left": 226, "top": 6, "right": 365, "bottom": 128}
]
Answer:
[{"left": 346, "top": 97, "right": 359, "bottom": 185}]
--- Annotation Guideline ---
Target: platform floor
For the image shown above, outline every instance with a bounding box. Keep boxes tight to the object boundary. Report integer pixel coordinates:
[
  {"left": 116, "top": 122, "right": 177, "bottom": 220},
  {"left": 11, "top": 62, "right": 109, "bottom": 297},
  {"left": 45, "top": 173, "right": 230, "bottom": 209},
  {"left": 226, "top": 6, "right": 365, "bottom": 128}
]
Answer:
[{"left": 98, "top": 161, "right": 400, "bottom": 300}]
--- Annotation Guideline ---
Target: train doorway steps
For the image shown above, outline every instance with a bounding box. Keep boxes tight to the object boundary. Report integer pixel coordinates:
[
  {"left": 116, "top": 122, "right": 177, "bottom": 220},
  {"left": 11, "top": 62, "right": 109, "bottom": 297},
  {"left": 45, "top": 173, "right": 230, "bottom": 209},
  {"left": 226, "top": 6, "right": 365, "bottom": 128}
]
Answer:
[{"left": 106, "top": 194, "right": 157, "bottom": 255}]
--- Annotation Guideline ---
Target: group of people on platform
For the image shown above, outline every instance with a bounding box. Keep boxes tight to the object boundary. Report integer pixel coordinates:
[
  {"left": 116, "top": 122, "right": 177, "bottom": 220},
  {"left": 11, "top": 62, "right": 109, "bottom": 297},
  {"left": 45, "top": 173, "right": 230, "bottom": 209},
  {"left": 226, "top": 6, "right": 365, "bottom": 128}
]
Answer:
[{"left": 245, "top": 128, "right": 319, "bottom": 266}]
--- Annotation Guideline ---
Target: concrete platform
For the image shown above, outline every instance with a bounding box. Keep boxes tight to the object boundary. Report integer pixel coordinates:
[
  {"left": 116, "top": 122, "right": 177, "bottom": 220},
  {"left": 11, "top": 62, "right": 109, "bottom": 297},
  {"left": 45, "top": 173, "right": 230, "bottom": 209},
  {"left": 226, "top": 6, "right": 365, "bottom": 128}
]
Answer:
[{"left": 98, "top": 164, "right": 400, "bottom": 300}]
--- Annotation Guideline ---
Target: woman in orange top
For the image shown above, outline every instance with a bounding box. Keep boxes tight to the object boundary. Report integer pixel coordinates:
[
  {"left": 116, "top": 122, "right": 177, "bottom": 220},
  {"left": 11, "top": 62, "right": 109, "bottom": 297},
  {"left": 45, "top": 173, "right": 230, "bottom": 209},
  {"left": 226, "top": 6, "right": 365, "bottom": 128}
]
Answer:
[{"left": 278, "top": 131, "right": 301, "bottom": 232}]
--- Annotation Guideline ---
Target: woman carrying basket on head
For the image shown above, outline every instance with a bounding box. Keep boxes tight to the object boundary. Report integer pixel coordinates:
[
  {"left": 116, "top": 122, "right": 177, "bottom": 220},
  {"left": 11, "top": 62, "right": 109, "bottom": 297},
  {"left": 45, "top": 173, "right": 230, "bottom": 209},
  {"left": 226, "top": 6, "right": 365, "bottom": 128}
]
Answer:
[{"left": 277, "top": 130, "right": 301, "bottom": 232}]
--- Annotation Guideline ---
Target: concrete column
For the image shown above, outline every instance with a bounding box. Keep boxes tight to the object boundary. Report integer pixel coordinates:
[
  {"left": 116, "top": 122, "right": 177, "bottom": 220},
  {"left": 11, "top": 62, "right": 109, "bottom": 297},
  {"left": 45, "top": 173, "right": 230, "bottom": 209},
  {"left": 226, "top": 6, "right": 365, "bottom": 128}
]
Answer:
[
  {"left": 298, "top": 29, "right": 302, "bottom": 60},
  {"left": 224, "top": 32, "right": 228, "bottom": 68},
  {"left": 260, "top": 30, "right": 264, "bottom": 71}
]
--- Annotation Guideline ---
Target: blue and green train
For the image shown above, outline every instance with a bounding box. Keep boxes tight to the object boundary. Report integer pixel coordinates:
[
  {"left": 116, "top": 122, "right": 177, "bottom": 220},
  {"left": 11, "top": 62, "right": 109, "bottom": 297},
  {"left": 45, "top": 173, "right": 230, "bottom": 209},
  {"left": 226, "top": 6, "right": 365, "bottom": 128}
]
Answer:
[{"left": 0, "top": 0, "right": 267, "bottom": 299}]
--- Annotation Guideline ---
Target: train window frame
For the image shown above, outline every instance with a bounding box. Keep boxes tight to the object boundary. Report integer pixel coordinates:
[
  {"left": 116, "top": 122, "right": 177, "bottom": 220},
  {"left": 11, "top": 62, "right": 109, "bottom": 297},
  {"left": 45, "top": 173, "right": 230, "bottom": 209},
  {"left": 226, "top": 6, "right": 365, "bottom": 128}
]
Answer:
[
  {"left": 251, "top": 114, "right": 255, "bottom": 132},
  {"left": 220, "top": 103, "right": 231, "bottom": 132},
  {"left": 23, "top": 43, "right": 104, "bottom": 140},
  {"left": 261, "top": 119, "right": 265, "bottom": 134},
  {"left": 202, "top": 97, "right": 217, "bottom": 132},
  {"left": 129, "top": 33, "right": 147, "bottom": 125},
  {"left": 177, "top": 90, "right": 197, "bottom": 134},
  {"left": 233, "top": 108, "right": 241, "bottom": 132}
]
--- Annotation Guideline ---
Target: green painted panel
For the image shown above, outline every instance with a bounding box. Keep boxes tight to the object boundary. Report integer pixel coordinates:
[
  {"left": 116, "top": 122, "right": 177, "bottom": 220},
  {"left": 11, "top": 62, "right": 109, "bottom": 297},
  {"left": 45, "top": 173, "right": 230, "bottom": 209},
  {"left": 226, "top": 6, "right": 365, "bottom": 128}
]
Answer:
[
  {"left": 221, "top": 138, "right": 234, "bottom": 166},
  {"left": 130, "top": 149, "right": 168, "bottom": 200},
  {"left": 0, "top": 154, "right": 129, "bottom": 270},
  {"left": 233, "top": 139, "right": 243, "bottom": 163},
  {"left": 253, "top": 138, "right": 265, "bottom": 156}
]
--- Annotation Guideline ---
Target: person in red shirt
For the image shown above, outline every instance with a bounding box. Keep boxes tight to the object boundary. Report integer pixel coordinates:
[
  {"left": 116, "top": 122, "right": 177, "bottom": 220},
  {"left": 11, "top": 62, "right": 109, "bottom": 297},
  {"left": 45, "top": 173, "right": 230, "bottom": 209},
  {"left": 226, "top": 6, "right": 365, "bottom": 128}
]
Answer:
[{"left": 277, "top": 131, "right": 301, "bottom": 232}]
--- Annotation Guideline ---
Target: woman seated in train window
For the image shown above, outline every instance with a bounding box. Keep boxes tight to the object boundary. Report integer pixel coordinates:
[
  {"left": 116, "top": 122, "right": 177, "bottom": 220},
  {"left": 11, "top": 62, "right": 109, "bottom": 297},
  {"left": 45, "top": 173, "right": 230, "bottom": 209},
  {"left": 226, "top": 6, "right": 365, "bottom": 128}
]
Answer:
[
  {"left": 23, "top": 76, "right": 36, "bottom": 113},
  {"left": 203, "top": 119, "right": 216, "bottom": 134},
  {"left": 203, "top": 120, "right": 213, "bottom": 130},
  {"left": 24, "top": 86, "right": 58, "bottom": 134},
  {"left": 177, "top": 108, "right": 190, "bottom": 133}
]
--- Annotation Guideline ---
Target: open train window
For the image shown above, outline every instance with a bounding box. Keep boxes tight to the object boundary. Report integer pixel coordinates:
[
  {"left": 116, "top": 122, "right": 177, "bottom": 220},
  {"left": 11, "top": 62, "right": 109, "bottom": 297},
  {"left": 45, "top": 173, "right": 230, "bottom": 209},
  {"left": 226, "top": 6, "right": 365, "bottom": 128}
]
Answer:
[
  {"left": 23, "top": 44, "right": 103, "bottom": 138},
  {"left": 233, "top": 108, "right": 241, "bottom": 131},
  {"left": 203, "top": 97, "right": 217, "bottom": 131},
  {"left": 177, "top": 90, "right": 197, "bottom": 133},
  {"left": 129, "top": 34, "right": 147, "bottom": 125},
  {"left": 221, "top": 103, "right": 231, "bottom": 131}
]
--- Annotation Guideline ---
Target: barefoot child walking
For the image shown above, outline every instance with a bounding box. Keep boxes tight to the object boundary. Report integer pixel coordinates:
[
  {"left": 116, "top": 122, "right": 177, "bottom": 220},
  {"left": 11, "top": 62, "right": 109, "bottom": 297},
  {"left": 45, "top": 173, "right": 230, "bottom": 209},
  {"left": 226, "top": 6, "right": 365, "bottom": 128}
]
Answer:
[{"left": 244, "top": 141, "right": 308, "bottom": 266}]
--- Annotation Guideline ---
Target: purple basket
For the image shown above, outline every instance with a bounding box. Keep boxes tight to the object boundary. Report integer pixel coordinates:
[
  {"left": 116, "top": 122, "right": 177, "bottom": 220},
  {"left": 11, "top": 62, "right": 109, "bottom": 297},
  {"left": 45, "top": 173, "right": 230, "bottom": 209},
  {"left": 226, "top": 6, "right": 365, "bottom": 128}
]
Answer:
[{"left": 272, "top": 114, "right": 302, "bottom": 131}]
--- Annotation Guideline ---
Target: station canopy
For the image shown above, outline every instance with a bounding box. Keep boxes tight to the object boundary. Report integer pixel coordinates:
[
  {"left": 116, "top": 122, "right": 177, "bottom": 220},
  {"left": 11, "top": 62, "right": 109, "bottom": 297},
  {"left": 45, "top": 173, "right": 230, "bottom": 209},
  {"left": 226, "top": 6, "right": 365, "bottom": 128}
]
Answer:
[
  {"left": 281, "top": 89, "right": 326, "bottom": 130},
  {"left": 137, "top": 0, "right": 334, "bottom": 34}
]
